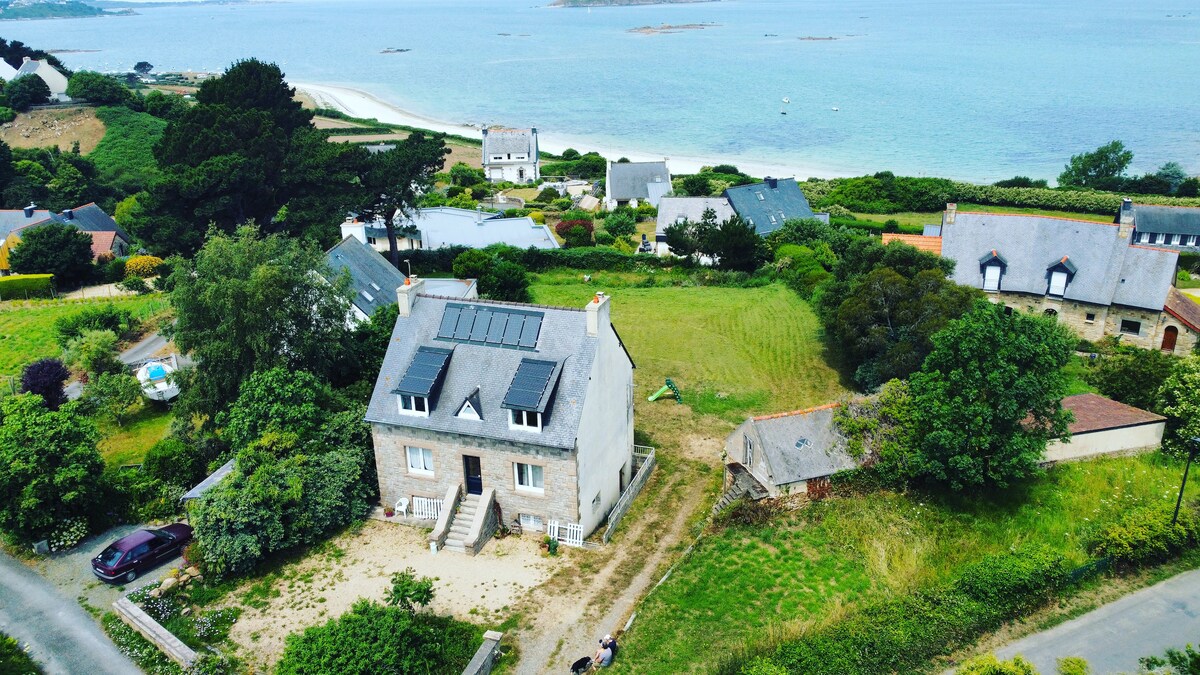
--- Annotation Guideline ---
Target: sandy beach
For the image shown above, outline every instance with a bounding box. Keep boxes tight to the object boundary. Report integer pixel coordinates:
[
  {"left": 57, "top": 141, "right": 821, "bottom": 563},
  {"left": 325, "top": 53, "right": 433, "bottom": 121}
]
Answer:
[{"left": 292, "top": 81, "right": 846, "bottom": 179}]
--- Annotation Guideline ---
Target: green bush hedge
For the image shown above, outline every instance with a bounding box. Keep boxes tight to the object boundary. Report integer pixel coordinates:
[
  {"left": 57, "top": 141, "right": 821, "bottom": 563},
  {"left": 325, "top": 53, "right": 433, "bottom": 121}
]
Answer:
[
  {"left": 53, "top": 303, "right": 136, "bottom": 347},
  {"left": 0, "top": 274, "right": 54, "bottom": 300},
  {"left": 733, "top": 546, "right": 1070, "bottom": 675},
  {"left": 1090, "top": 502, "right": 1199, "bottom": 566}
]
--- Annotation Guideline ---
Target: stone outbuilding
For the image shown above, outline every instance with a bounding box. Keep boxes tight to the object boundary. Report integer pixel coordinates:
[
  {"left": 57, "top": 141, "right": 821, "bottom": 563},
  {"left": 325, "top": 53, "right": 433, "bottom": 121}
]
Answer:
[
  {"left": 1046, "top": 393, "right": 1166, "bottom": 463},
  {"left": 366, "top": 285, "right": 635, "bottom": 553}
]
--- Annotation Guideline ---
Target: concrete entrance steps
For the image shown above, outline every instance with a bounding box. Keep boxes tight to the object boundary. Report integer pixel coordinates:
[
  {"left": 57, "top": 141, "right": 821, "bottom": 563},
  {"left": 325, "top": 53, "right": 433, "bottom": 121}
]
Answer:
[{"left": 442, "top": 494, "right": 480, "bottom": 554}]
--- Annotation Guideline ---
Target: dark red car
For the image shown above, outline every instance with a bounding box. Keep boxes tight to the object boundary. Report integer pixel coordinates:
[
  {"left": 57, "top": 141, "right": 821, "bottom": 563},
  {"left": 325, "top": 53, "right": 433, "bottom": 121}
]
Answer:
[{"left": 91, "top": 524, "right": 193, "bottom": 583}]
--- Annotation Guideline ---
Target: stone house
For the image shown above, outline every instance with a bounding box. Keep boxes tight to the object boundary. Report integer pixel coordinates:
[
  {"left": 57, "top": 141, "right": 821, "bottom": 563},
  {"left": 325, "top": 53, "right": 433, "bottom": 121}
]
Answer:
[
  {"left": 1118, "top": 199, "right": 1200, "bottom": 250},
  {"left": 0, "top": 203, "right": 130, "bottom": 275},
  {"left": 718, "top": 403, "right": 858, "bottom": 508},
  {"left": 324, "top": 235, "right": 476, "bottom": 322},
  {"left": 365, "top": 284, "right": 635, "bottom": 553},
  {"left": 14, "top": 57, "right": 69, "bottom": 101},
  {"left": 482, "top": 128, "right": 539, "bottom": 184},
  {"left": 340, "top": 206, "right": 557, "bottom": 253},
  {"left": 604, "top": 160, "right": 671, "bottom": 211},
  {"left": 902, "top": 204, "right": 1200, "bottom": 353}
]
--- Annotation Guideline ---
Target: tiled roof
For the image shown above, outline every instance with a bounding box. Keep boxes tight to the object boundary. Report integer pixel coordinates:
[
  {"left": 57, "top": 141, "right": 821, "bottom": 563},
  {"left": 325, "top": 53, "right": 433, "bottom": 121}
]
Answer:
[
  {"left": 607, "top": 161, "right": 670, "bottom": 201},
  {"left": 365, "top": 294, "right": 597, "bottom": 450},
  {"left": 89, "top": 231, "right": 118, "bottom": 258},
  {"left": 1131, "top": 204, "right": 1200, "bottom": 236},
  {"left": 655, "top": 197, "right": 735, "bottom": 237},
  {"left": 1165, "top": 287, "right": 1200, "bottom": 332},
  {"left": 745, "top": 403, "right": 857, "bottom": 484},
  {"left": 941, "top": 212, "right": 1176, "bottom": 311},
  {"left": 1062, "top": 393, "right": 1165, "bottom": 434},
  {"left": 724, "top": 178, "right": 815, "bottom": 236},
  {"left": 882, "top": 232, "right": 943, "bottom": 255}
]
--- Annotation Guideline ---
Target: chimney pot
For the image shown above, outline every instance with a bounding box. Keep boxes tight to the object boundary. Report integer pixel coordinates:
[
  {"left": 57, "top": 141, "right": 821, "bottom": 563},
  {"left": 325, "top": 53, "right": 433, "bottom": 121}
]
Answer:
[
  {"left": 944, "top": 203, "right": 957, "bottom": 225},
  {"left": 63, "top": 208, "right": 73, "bottom": 220}
]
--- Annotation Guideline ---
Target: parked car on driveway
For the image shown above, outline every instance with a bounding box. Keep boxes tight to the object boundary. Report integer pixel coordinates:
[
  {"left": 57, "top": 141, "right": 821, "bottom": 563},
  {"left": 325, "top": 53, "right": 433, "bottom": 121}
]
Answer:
[{"left": 91, "top": 524, "right": 193, "bottom": 583}]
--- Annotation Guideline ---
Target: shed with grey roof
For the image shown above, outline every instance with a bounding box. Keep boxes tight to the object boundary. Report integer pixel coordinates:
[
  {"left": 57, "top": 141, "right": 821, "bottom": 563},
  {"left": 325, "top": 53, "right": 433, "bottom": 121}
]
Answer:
[
  {"left": 724, "top": 177, "right": 817, "bottom": 237},
  {"left": 724, "top": 404, "right": 857, "bottom": 498}
]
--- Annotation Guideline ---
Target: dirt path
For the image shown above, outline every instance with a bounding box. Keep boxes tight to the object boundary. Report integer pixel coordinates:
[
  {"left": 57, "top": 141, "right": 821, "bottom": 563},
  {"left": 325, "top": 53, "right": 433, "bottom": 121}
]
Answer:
[{"left": 512, "top": 464, "right": 709, "bottom": 674}]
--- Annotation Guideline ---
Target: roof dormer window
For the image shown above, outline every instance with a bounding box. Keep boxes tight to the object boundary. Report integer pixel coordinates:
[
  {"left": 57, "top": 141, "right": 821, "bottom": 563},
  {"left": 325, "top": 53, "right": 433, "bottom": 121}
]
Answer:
[
  {"left": 978, "top": 249, "right": 1007, "bottom": 292},
  {"left": 1046, "top": 256, "right": 1077, "bottom": 297},
  {"left": 399, "top": 394, "right": 429, "bottom": 416},
  {"left": 510, "top": 409, "right": 541, "bottom": 431}
]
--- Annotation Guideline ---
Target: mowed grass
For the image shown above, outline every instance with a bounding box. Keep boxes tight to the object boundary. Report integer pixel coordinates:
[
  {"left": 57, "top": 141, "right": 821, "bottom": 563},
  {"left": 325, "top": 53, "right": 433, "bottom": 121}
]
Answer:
[
  {"left": 615, "top": 453, "right": 1200, "bottom": 673},
  {"left": 530, "top": 280, "right": 846, "bottom": 424},
  {"left": 97, "top": 401, "right": 173, "bottom": 467},
  {"left": 0, "top": 295, "right": 169, "bottom": 376}
]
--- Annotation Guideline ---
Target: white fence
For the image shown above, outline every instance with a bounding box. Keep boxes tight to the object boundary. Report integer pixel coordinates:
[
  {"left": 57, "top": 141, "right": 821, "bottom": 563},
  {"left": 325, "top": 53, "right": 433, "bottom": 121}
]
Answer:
[
  {"left": 547, "top": 520, "right": 585, "bottom": 548},
  {"left": 603, "top": 446, "right": 657, "bottom": 543},
  {"left": 413, "top": 496, "right": 441, "bottom": 521}
]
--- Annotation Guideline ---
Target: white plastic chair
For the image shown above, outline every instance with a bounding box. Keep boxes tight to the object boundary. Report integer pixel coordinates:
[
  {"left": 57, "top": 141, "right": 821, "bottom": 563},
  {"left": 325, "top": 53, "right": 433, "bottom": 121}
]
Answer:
[{"left": 394, "top": 498, "right": 409, "bottom": 518}]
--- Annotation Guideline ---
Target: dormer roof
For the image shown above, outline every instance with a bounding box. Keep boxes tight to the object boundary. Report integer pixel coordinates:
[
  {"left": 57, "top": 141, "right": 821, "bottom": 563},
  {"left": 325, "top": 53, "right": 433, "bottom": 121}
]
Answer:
[{"left": 979, "top": 249, "right": 1008, "bottom": 266}]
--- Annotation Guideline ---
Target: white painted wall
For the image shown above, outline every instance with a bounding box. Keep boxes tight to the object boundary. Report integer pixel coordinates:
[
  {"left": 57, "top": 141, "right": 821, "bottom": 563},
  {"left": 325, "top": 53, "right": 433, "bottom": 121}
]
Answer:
[
  {"left": 573, "top": 296, "right": 635, "bottom": 536},
  {"left": 1044, "top": 422, "right": 1165, "bottom": 463}
]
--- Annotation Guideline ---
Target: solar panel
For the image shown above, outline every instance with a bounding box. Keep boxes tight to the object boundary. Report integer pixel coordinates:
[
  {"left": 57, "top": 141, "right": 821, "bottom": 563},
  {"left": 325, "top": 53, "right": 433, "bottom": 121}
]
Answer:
[
  {"left": 436, "top": 304, "right": 546, "bottom": 351},
  {"left": 395, "top": 346, "right": 453, "bottom": 397},
  {"left": 502, "top": 358, "right": 559, "bottom": 411}
]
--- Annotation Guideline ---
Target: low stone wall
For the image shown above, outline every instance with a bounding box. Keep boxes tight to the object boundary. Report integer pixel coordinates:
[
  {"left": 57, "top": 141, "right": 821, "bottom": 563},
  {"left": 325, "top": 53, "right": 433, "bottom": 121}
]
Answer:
[
  {"left": 112, "top": 597, "right": 197, "bottom": 668},
  {"left": 462, "top": 630, "right": 504, "bottom": 675}
]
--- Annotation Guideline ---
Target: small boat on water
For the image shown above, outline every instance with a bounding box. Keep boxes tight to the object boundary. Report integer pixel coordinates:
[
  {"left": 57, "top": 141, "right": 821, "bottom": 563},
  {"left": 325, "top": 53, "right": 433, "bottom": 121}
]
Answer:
[{"left": 136, "top": 360, "right": 180, "bottom": 402}]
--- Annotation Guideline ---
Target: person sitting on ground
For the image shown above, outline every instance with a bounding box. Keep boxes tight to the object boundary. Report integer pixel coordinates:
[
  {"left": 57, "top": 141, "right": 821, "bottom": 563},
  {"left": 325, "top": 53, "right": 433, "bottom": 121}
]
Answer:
[
  {"left": 601, "top": 634, "right": 618, "bottom": 657},
  {"left": 593, "top": 643, "right": 613, "bottom": 668}
]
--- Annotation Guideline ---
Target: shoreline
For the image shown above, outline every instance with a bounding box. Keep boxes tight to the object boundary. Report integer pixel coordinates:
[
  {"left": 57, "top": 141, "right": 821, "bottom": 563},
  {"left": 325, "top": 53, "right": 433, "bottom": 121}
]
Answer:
[{"left": 291, "top": 81, "right": 848, "bottom": 180}]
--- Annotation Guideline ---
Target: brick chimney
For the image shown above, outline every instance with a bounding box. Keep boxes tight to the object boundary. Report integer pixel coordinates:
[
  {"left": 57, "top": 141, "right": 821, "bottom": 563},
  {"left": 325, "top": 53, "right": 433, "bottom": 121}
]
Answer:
[
  {"left": 341, "top": 216, "right": 367, "bottom": 244},
  {"left": 397, "top": 276, "right": 425, "bottom": 317},
  {"left": 1118, "top": 198, "right": 1135, "bottom": 239},
  {"left": 586, "top": 291, "right": 611, "bottom": 337},
  {"left": 944, "top": 203, "right": 957, "bottom": 225}
]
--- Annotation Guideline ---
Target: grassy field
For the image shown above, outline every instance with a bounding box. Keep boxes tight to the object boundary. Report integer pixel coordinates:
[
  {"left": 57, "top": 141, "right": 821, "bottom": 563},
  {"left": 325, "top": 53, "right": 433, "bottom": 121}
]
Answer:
[
  {"left": 90, "top": 106, "right": 168, "bottom": 194},
  {"left": 616, "top": 453, "right": 1200, "bottom": 673},
  {"left": 0, "top": 295, "right": 170, "bottom": 377},
  {"left": 97, "top": 401, "right": 172, "bottom": 466}
]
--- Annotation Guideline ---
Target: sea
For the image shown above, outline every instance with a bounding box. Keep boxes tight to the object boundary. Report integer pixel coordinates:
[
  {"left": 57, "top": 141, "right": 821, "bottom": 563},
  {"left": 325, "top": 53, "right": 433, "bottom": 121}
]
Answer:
[{"left": 3, "top": 0, "right": 1199, "bottom": 182}]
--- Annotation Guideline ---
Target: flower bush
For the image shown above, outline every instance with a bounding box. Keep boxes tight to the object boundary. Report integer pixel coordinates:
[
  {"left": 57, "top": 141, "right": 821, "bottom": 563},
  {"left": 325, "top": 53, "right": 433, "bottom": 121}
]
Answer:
[
  {"left": 125, "top": 255, "right": 164, "bottom": 279},
  {"left": 48, "top": 517, "right": 89, "bottom": 552}
]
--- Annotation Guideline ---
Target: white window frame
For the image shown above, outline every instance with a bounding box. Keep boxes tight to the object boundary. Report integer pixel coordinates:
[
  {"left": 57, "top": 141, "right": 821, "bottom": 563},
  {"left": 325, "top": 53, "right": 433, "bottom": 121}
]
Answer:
[
  {"left": 1189, "top": 235, "right": 1198, "bottom": 247},
  {"left": 1085, "top": 312, "right": 1096, "bottom": 324},
  {"left": 743, "top": 435, "right": 754, "bottom": 467},
  {"left": 366, "top": 236, "right": 377, "bottom": 246},
  {"left": 983, "top": 264, "right": 1001, "bottom": 291},
  {"left": 457, "top": 399, "right": 481, "bottom": 421},
  {"left": 406, "top": 446, "right": 434, "bottom": 476},
  {"left": 1048, "top": 270, "right": 1068, "bottom": 296},
  {"left": 1172, "top": 234, "right": 1182, "bottom": 245},
  {"left": 398, "top": 394, "right": 429, "bottom": 417},
  {"left": 514, "top": 462, "right": 545, "bottom": 493},
  {"left": 755, "top": 192, "right": 765, "bottom": 201},
  {"left": 360, "top": 289, "right": 375, "bottom": 302},
  {"left": 509, "top": 409, "right": 542, "bottom": 432}
]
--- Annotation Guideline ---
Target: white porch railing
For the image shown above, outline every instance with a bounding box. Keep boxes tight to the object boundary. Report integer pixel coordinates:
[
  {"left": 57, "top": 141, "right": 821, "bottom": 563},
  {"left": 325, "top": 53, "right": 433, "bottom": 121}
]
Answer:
[
  {"left": 603, "top": 446, "right": 657, "bottom": 543},
  {"left": 546, "top": 520, "right": 585, "bottom": 548},
  {"left": 413, "top": 496, "right": 441, "bottom": 521}
]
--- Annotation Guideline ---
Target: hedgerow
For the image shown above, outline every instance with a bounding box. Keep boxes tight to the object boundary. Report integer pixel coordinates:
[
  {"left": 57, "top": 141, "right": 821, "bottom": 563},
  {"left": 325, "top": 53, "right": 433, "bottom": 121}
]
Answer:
[
  {"left": 1089, "top": 502, "right": 1199, "bottom": 566},
  {"left": 0, "top": 274, "right": 54, "bottom": 300}
]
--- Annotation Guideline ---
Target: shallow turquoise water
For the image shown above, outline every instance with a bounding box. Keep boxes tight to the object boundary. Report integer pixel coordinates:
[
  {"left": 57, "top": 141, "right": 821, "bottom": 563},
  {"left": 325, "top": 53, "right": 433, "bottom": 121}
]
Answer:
[{"left": 4, "top": 0, "right": 1199, "bottom": 181}]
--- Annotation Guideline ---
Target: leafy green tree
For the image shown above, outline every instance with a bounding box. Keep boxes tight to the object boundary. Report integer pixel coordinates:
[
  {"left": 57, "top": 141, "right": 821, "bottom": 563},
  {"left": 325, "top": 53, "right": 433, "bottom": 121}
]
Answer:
[
  {"left": 8, "top": 222, "right": 94, "bottom": 286},
  {"left": 830, "top": 267, "right": 981, "bottom": 389},
  {"left": 451, "top": 248, "right": 492, "bottom": 280},
  {"left": 385, "top": 568, "right": 435, "bottom": 613},
  {"left": 908, "top": 302, "right": 1076, "bottom": 490},
  {"left": 350, "top": 302, "right": 398, "bottom": 381},
  {"left": 560, "top": 148, "right": 580, "bottom": 160},
  {"left": 710, "top": 215, "right": 766, "bottom": 272},
  {"left": 64, "top": 329, "right": 122, "bottom": 376},
  {"left": 168, "top": 227, "right": 354, "bottom": 423},
  {"left": 276, "top": 598, "right": 481, "bottom": 675},
  {"left": 0, "top": 395, "right": 104, "bottom": 542},
  {"left": 1158, "top": 355, "right": 1200, "bottom": 454},
  {"left": 141, "top": 90, "right": 188, "bottom": 120},
  {"left": 448, "top": 162, "right": 485, "bottom": 187},
  {"left": 356, "top": 133, "right": 449, "bottom": 266},
  {"left": 562, "top": 225, "right": 593, "bottom": 248},
  {"left": 480, "top": 259, "right": 531, "bottom": 303},
  {"left": 195, "top": 58, "right": 311, "bottom": 134},
  {"left": 1057, "top": 140, "right": 1133, "bottom": 190},
  {"left": 19, "top": 357, "right": 69, "bottom": 411},
  {"left": 1085, "top": 344, "right": 1176, "bottom": 413},
  {"left": 603, "top": 211, "right": 637, "bottom": 240},
  {"left": 1156, "top": 161, "right": 1190, "bottom": 194},
  {"left": 681, "top": 174, "right": 712, "bottom": 197},
  {"left": 4, "top": 75, "right": 49, "bottom": 111},
  {"left": 1140, "top": 643, "right": 1200, "bottom": 674},
  {"left": 81, "top": 372, "right": 142, "bottom": 427},
  {"left": 65, "top": 71, "right": 131, "bottom": 105},
  {"left": 217, "top": 368, "right": 329, "bottom": 452},
  {"left": 133, "top": 61, "right": 153, "bottom": 75}
]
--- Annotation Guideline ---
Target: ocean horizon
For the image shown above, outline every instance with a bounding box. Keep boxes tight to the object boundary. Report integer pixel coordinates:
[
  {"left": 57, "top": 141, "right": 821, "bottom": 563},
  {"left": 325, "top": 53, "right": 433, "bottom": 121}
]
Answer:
[{"left": 3, "top": 0, "right": 1198, "bottom": 183}]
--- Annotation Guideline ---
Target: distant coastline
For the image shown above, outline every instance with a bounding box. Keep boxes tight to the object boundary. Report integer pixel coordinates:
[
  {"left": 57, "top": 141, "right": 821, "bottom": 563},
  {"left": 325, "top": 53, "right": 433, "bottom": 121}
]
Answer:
[
  {"left": 0, "top": 1, "right": 133, "bottom": 20},
  {"left": 291, "top": 81, "right": 845, "bottom": 180},
  {"left": 551, "top": 0, "right": 718, "bottom": 7}
]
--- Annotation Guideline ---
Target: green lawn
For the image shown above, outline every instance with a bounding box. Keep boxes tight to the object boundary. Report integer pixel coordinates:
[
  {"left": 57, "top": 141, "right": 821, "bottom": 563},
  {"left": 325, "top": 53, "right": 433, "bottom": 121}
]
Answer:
[
  {"left": 530, "top": 279, "right": 847, "bottom": 427},
  {"left": 616, "top": 453, "right": 1200, "bottom": 673},
  {"left": 0, "top": 295, "right": 169, "bottom": 377},
  {"left": 97, "top": 401, "right": 172, "bottom": 467}
]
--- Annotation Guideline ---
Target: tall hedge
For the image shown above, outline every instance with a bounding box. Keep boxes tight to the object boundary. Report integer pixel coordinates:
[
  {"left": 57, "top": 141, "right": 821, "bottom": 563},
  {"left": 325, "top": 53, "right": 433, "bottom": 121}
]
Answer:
[{"left": 0, "top": 274, "right": 53, "bottom": 300}]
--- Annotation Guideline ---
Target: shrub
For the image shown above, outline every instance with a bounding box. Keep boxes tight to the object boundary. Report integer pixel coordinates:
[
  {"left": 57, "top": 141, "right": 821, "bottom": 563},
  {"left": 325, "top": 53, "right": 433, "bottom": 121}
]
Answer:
[
  {"left": 1089, "top": 502, "right": 1199, "bottom": 566},
  {"left": 714, "top": 498, "right": 783, "bottom": 528},
  {"left": 0, "top": 273, "right": 54, "bottom": 299},
  {"left": 0, "top": 633, "right": 39, "bottom": 674},
  {"left": 563, "top": 225, "right": 594, "bottom": 248},
  {"left": 124, "top": 255, "right": 164, "bottom": 278},
  {"left": 954, "top": 545, "right": 1069, "bottom": 614},
  {"left": 595, "top": 231, "right": 615, "bottom": 246},
  {"left": 536, "top": 186, "right": 560, "bottom": 202},
  {"left": 528, "top": 210, "right": 545, "bottom": 224},
  {"left": 63, "top": 329, "right": 122, "bottom": 375},
  {"left": 0, "top": 107, "right": 16, "bottom": 124},
  {"left": 603, "top": 211, "right": 637, "bottom": 240},
  {"left": 20, "top": 357, "right": 70, "bottom": 410},
  {"left": 144, "top": 437, "right": 225, "bottom": 489},
  {"left": 958, "top": 654, "right": 1039, "bottom": 675},
  {"left": 103, "top": 467, "right": 183, "bottom": 523},
  {"left": 551, "top": 197, "right": 573, "bottom": 210},
  {"left": 118, "top": 276, "right": 152, "bottom": 294},
  {"left": 1056, "top": 656, "right": 1091, "bottom": 675},
  {"left": 53, "top": 303, "right": 135, "bottom": 347},
  {"left": 101, "top": 256, "right": 127, "bottom": 283}
]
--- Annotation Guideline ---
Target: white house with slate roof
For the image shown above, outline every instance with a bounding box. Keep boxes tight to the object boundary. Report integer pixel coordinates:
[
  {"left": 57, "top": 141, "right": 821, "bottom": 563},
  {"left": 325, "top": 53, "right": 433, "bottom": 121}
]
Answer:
[
  {"left": 324, "top": 236, "right": 476, "bottom": 322},
  {"left": 915, "top": 204, "right": 1200, "bottom": 353},
  {"left": 605, "top": 160, "right": 671, "bottom": 211},
  {"left": 15, "top": 57, "right": 68, "bottom": 101},
  {"left": 482, "top": 128, "right": 539, "bottom": 184},
  {"left": 365, "top": 282, "right": 635, "bottom": 554},
  {"left": 654, "top": 196, "right": 735, "bottom": 256}
]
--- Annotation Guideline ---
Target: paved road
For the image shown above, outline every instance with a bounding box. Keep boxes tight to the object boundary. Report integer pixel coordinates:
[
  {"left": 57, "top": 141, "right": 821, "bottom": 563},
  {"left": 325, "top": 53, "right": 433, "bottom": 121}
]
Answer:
[
  {"left": 995, "top": 568, "right": 1200, "bottom": 673},
  {"left": 0, "top": 551, "right": 139, "bottom": 675}
]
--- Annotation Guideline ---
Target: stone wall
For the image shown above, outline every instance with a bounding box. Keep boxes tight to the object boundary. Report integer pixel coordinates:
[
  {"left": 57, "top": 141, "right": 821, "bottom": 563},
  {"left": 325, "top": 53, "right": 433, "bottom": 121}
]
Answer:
[
  {"left": 372, "top": 424, "right": 580, "bottom": 534},
  {"left": 989, "top": 292, "right": 1198, "bottom": 353}
]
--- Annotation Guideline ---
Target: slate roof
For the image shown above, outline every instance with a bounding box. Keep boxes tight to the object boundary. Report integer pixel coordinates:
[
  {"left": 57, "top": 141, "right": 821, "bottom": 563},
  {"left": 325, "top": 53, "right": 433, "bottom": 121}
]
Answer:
[
  {"left": 181, "top": 459, "right": 236, "bottom": 501},
  {"left": 1165, "top": 287, "right": 1200, "bottom": 332},
  {"left": 0, "top": 60, "right": 16, "bottom": 81},
  {"left": 724, "top": 178, "right": 816, "bottom": 236},
  {"left": 1130, "top": 204, "right": 1200, "bottom": 236},
  {"left": 1061, "top": 393, "right": 1165, "bottom": 434},
  {"left": 747, "top": 404, "right": 857, "bottom": 485},
  {"left": 483, "top": 128, "right": 536, "bottom": 158},
  {"left": 882, "top": 232, "right": 943, "bottom": 255},
  {"left": 941, "top": 212, "right": 1177, "bottom": 311},
  {"left": 408, "top": 207, "right": 558, "bottom": 250},
  {"left": 0, "top": 209, "right": 52, "bottom": 239},
  {"left": 0, "top": 203, "right": 127, "bottom": 249},
  {"left": 607, "top": 161, "right": 670, "bottom": 201},
  {"left": 654, "top": 196, "right": 735, "bottom": 238},
  {"left": 326, "top": 236, "right": 408, "bottom": 316},
  {"left": 366, "top": 295, "right": 597, "bottom": 450}
]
